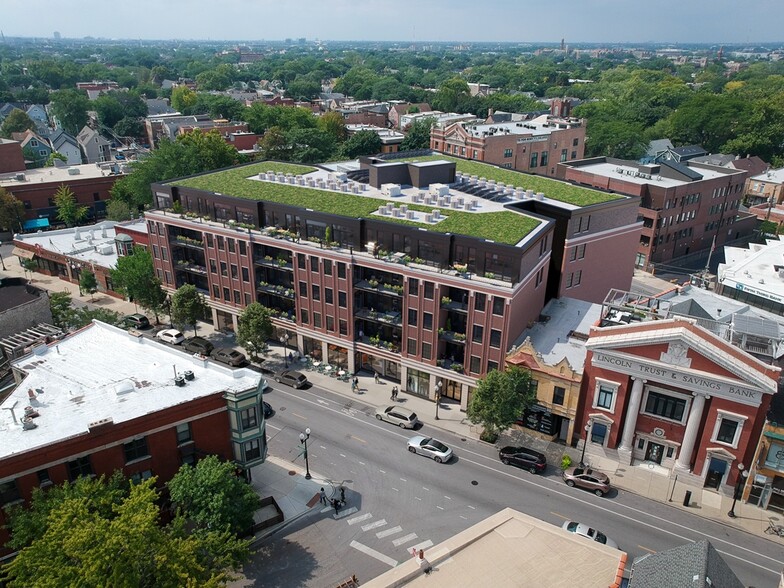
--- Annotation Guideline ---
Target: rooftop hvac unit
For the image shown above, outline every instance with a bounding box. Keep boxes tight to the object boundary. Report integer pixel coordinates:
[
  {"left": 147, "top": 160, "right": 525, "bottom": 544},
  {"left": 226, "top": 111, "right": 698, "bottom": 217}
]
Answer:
[
  {"left": 15, "top": 173, "right": 26, "bottom": 181},
  {"left": 67, "top": 168, "right": 80, "bottom": 175}
]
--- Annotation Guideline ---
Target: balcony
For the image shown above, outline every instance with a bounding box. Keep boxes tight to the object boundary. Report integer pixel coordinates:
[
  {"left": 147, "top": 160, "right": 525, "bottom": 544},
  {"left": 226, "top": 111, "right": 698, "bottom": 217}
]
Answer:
[
  {"left": 438, "top": 329, "right": 466, "bottom": 344},
  {"left": 256, "top": 282, "right": 295, "bottom": 299},
  {"left": 356, "top": 334, "right": 400, "bottom": 354},
  {"left": 440, "top": 296, "right": 468, "bottom": 313},
  {"left": 254, "top": 255, "right": 293, "bottom": 271},
  {"left": 171, "top": 235, "right": 205, "bottom": 250},
  {"left": 174, "top": 261, "right": 208, "bottom": 276},
  {"left": 355, "top": 279, "right": 404, "bottom": 297},
  {"left": 356, "top": 308, "right": 403, "bottom": 327}
]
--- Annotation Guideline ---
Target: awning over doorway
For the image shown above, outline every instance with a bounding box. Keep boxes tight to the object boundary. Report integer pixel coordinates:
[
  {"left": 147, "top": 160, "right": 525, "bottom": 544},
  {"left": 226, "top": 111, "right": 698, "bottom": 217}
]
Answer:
[
  {"left": 22, "top": 218, "right": 50, "bottom": 230},
  {"left": 11, "top": 247, "right": 35, "bottom": 259}
]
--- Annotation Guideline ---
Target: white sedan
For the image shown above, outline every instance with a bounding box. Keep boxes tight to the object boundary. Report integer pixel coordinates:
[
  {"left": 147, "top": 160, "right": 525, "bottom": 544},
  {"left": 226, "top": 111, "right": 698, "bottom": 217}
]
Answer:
[
  {"left": 561, "top": 521, "right": 619, "bottom": 549},
  {"left": 406, "top": 435, "right": 453, "bottom": 463},
  {"left": 156, "top": 329, "right": 185, "bottom": 345}
]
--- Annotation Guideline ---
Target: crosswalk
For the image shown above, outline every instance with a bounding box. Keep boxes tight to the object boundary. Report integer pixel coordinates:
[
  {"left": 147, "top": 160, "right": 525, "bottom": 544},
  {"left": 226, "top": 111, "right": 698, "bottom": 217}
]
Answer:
[{"left": 344, "top": 511, "right": 434, "bottom": 568}]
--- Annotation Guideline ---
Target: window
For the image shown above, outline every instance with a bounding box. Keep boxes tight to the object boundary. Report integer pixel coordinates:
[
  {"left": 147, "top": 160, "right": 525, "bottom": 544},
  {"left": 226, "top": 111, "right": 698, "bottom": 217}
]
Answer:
[
  {"left": 408, "top": 308, "right": 418, "bottom": 326},
  {"left": 492, "top": 297, "right": 505, "bottom": 316},
  {"left": 245, "top": 293, "right": 251, "bottom": 305},
  {"left": 530, "top": 152, "right": 538, "bottom": 168},
  {"left": 239, "top": 241, "right": 247, "bottom": 256},
  {"left": 503, "top": 148, "right": 513, "bottom": 158},
  {"left": 571, "top": 151, "right": 577, "bottom": 159},
  {"left": 67, "top": 455, "right": 93, "bottom": 481},
  {"left": 325, "top": 288, "right": 333, "bottom": 305},
  {"left": 298, "top": 254, "right": 306, "bottom": 269},
  {"left": 161, "top": 247, "right": 168, "bottom": 261},
  {"left": 123, "top": 437, "right": 149, "bottom": 463},
  {"left": 475, "top": 293, "right": 486, "bottom": 312},
  {"left": 244, "top": 439, "right": 261, "bottom": 461},
  {"left": 713, "top": 413, "right": 745, "bottom": 446},
  {"left": 424, "top": 282, "right": 434, "bottom": 299},
  {"left": 324, "top": 260, "right": 332, "bottom": 276},
  {"left": 553, "top": 386, "right": 565, "bottom": 406},
  {"left": 423, "top": 312, "right": 433, "bottom": 330},
  {"left": 488, "top": 360, "right": 499, "bottom": 372},
  {"left": 560, "top": 148, "right": 568, "bottom": 162},
  {"left": 176, "top": 422, "right": 192, "bottom": 444},
  {"left": 206, "top": 233, "right": 213, "bottom": 248},
  {"left": 220, "top": 261, "right": 228, "bottom": 276},
  {"left": 644, "top": 391, "right": 687, "bottom": 422},
  {"left": 338, "top": 291, "right": 347, "bottom": 308},
  {"left": 231, "top": 264, "right": 238, "bottom": 279},
  {"left": 228, "top": 239, "right": 236, "bottom": 253},
  {"left": 535, "top": 267, "right": 544, "bottom": 288},
  {"left": 409, "top": 278, "right": 419, "bottom": 295},
  {"left": 407, "top": 338, "right": 417, "bottom": 355},
  {"left": 469, "top": 355, "right": 481, "bottom": 374},
  {"left": 312, "top": 284, "right": 320, "bottom": 301},
  {"left": 299, "top": 281, "right": 307, "bottom": 298},
  {"left": 242, "top": 267, "right": 249, "bottom": 282},
  {"left": 164, "top": 271, "right": 171, "bottom": 285},
  {"left": 311, "top": 256, "right": 319, "bottom": 272},
  {"left": 212, "top": 284, "right": 219, "bottom": 298},
  {"left": 339, "top": 319, "right": 348, "bottom": 335},
  {"left": 152, "top": 244, "right": 159, "bottom": 259},
  {"left": 217, "top": 236, "right": 224, "bottom": 250},
  {"left": 540, "top": 151, "right": 548, "bottom": 167},
  {"left": 326, "top": 315, "right": 334, "bottom": 331},
  {"left": 130, "top": 470, "right": 153, "bottom": 485},
  {"left": 569, "top": 244, "right": 586, "bottom": 261},
  {"left": 223, "top": 287, "right": 230, "bottom": 301},
  {"left": 240, "top": 407, "right": 258, "bottom": 430},
  {"left": 422, "top": 342, "right": 432, "bottom": 360},
  {"left": 337, "top": 262, "right": 346, "bottom": 278},
  {"left": 209, "top": 259, "right": 217, "bottom": 273},
  {"left": 233, "top": 290, "right": 241, "bottom": 304},
  {"left": 472, "top": 325, "right": 484, "bottom": 343},
  {"left": 594, "top": 381, "right": 617, "bottom": 411},
  {"left": 300, "top": 309, "right": 309, "bottom": 323},
  {"left": 313, "top": 313, "right": 322, "bottom": 328},
  {"left": 590, "top": 422, "right": 607, "bottom": 445},
  {"left": 489, "top": 329, "right": 501, "bottom": 348},
  {"left": 0, "top": 480, "right": 21, "bottom": 505}
]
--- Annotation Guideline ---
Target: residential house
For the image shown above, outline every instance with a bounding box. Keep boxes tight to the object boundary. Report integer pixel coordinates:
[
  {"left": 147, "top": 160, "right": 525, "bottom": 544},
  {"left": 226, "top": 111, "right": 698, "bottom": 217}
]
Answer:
[
  {"left": 345, "top": 125, "right": 404, "bottom": 153},
  {"left": 743, "top": 167, "right": 784, "bottom": 208},
  {"left": 76, "top": 126, "right": 112, "bottom": 164},
  {"left": 388, "top": 103, "right": 432, "bottom": 130},
  {"left": 653, "top": 145, "right": 708, "bottom": 164},
  {"left": 628, "top": 540, "right": 743, "bottom": 588},
  {"left": 49, "top": 130, "right": 82, "bottom": 166},
  {"left": 11, "top": 129, "right": 53, "bottom": 168}
]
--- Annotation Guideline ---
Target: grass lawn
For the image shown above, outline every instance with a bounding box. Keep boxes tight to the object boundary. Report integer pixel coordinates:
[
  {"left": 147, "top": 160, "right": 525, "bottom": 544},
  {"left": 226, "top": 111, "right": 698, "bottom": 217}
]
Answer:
[{"left": 172, "top": 162, "right": 540, "bottom": 245}]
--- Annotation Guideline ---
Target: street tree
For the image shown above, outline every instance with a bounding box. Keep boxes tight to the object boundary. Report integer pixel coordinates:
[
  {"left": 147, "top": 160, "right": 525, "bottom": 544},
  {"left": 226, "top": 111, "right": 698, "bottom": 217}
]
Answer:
[
  {"left": 111, "top": 245, "right": 167, "bottom": 322},
  {"left": 3, "top": 477, "right": 250, "bottom": 588},
  {"left": 49, "top": 291, "right": 77, "bottom": 329},
  {"left": 0, "top": 108, "right": 36, "bottom": 138},
  {"left": 106, "top": 198, "right": 134, "bottom": 221},
  {"left": 467, "top": 366, "right": 537, "bottom": 443},
  {"left": 0, "top": 188, "right": 25, "bottom": 233},
  {"left": 171, "top": 85, "right": 198, "bottom": 113},
  {"left": 236, "top": 302, "right": 273, "bottom": 362},
  {"left": 44, "top": 151, "right": 68, "bottom": 167},
  {"left": 340, "top": 130, "right": 382, "bottom": 159},
  {"left": 53, "top": 184, "right": 89, "bottom": 227},
  {"left": 170, "top": 283, "right": 208, "bottom": 335},
  {"left": 258, "top": 126, "right": 290, "bottom": 161},
  {"left": 49, "top": 89, "right": 90, "bottom": 135},
  {"left": 168, "top": 455, "right": 260, "bottom": 535},
  {"left": 400, "top": 117, "right": 435, "bottom": 151},
  {"left": 20, "top": 258, "right": 38, "bottom": 281},
  {"left": 79, "top": 269, "right": 98, "bottom": 301}
]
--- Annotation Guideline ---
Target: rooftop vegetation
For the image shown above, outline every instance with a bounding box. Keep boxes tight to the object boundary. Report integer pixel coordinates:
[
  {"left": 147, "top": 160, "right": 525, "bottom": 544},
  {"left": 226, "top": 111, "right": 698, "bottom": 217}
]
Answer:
[{"left": 172, "top": 162, "right": 540, "bottom": 245}]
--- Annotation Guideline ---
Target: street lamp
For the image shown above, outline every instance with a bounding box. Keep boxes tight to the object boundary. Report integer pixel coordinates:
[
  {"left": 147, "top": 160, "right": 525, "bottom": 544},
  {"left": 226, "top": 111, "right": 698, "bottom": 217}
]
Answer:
[
  {"left": 281, "top": 331, "right": 289, "bottom": 367},
  {"left": 0, "top": 241, "right": 6, "bottom": 271},
  {"left": 299, "top": 427, "right": 312, "bottom": 480},
  {"left": 435, "top": 380, "right": 443, "bottom": 420},
  {"left": 728, "top": 463, "right": 749, "bottom": 518},
  {"left": 579, "top": 422, "right": 591, "bottom": 468}
]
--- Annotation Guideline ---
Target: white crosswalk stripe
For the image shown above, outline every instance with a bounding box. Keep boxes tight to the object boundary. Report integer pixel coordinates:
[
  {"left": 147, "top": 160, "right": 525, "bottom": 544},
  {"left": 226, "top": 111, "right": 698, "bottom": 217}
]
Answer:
[
  {"left": 392, "top": 532, "right": 418, "bottom": 547},
  {"left": 410, "top": 539, "right": 433, "bottom": 552},
  {"left": 361, "top": 519, "right": 387, "bottom": 531},
  {"left": 350, "top": 540, "right": 398, "bottom": 567},
  {"left": 347, "top": 513, "right": 372, "bottom": 525},
  {"left": 376, "top": 525, "right": 402, "bottom": 538}
]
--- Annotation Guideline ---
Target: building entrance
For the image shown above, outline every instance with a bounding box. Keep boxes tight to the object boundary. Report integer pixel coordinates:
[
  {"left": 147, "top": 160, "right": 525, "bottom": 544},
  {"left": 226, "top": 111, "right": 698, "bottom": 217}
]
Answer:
[{"left": 645, "top": 442, "right": 664, "bottom": 464}]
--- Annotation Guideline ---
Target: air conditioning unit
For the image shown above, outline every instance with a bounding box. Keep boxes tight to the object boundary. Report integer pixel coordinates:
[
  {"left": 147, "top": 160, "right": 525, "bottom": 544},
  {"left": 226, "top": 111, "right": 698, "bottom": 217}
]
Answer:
[{"left": 15, "top": 173, "right": 26, "bottom": 181}]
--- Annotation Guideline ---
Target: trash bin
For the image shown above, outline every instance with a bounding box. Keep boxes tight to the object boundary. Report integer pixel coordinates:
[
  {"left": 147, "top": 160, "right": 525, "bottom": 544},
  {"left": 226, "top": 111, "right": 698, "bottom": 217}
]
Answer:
[{"left": 683, "top": 490, "right": 692, "bottom": 507}]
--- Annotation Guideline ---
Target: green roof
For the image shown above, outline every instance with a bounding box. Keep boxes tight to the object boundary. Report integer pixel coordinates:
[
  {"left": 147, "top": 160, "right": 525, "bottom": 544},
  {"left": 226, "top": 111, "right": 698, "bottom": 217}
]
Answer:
[
  {"left": 171, "top": 162, "right": 540, "bottom": 246},
  {"left": 405, "top": 155, "right": 622, "bottom": 206}
]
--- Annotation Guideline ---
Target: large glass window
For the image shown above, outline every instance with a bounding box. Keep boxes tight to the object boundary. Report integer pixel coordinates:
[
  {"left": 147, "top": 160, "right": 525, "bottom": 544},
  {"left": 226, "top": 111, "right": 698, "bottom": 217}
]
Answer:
[
  {"left": 644, "top": 391, "right": 686, "bottom": 422},
  {"left": 716, "top": 417, "right": 740, "bottom": 445},
  {"left": 245, "top": 439, "right": 261, "bottom": 461},
  {"left": 0, "top": 480, "right": 21, "bottom": 505},
  {"left": 475, "top": 293, "right": 486, "bottom": 312},
  {"left": 123, "top": 437, "right": 149, "bottom": 463},
  {"left": 596, "top": 385, "right": 615, "bottom": 410},
  {"left": 176, "top": 422, "right": 192, "bottom": 444},
  {"left": 489, "top": 329, "right": 501, "bottom": 347},
  {"left": 406, "top": 368, "right": 430, "bottom": 396},
  {"left": 241, "top": 407, "right": 258, "bottom": 430},
  {"left": 553, "top": 386, "right": 565, "bottom": 405},
  {"left": 408, "top": 278, "right": 419, "bottom": 295},
  {"left": 67, "top": 456, "right": 93, "bottom": 481}
]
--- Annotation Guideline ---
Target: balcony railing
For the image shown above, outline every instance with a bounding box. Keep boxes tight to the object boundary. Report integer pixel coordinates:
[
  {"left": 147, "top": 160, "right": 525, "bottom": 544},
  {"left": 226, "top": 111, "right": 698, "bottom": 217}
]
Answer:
[
  {"left": 440, "top": 297, "right": 469, "bottom": 312},
  {"left": 356, "top": 308, "right": 403, "bottom": 326},
  {"left": 438, "top": 329, "right": 467, "bottom": 344},
  {"left": 172, "top": 236, "right": 204, "bottom": 250},
  {"left": 354, "top": 280, "right": 404, "bottom": 297},
  {"left": 174, "top": 262, "right": 208, "bottom": 275},
  {"left": 356, "top": 334, "right": 400, "bottom": 353},
  {"left": 254, "top": 256, "right": 293, "bottom": 271},
  {"left": 256, "top": 283, "right": 295, "bottom": 299}
]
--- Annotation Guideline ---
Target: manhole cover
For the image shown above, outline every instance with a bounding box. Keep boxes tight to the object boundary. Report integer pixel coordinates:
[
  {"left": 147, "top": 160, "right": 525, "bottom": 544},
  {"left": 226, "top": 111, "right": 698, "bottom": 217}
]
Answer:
[
  {"left": 471, "top": 480, "right": 478, "bottom": 486},
  {"left": 288, "top": 470, "right": 297, "bottom": 476},
  {"left": 278, "top": 406, "right": 286, "bottom": 411}
]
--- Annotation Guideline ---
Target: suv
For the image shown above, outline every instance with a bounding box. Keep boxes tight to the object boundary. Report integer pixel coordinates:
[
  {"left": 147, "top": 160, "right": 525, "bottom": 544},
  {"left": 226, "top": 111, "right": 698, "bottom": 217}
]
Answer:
[
  {"left": 498, "top": 446, "right": 547, "bottom": 474},
  {"left": 375, "top": 406, "right": 419, "bottom": 429},
  {"left": 124, "top": 314, "right": 150, "bottom": 329},
  {"left": 274, "top": 370, "right": 308, "bottom": 389},
  {"left": 211, "top": 348, "right": 246, "bottom": 367},
  {"left": 183, "top": 337, "right": 214, "bottom": 356}
]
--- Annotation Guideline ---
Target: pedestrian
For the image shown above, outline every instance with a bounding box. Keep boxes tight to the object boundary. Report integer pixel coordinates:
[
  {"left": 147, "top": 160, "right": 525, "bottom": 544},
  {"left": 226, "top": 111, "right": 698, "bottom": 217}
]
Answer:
[
  {"left": 392, "top": 386, "right": 398, "bottom": 400},
  {"left": 319, "top": 487, "right": 327, "bottom": 505},
  {"left": 374, "top": 372, "right": 380, "bottom": 384},
  {"left": 333, "top": 498, "right": 341, "bottom": 515},
  {"left": 340, "top": 486, "right": 346, "bottom": 505},
  {"left": 417, "top": 549, "right": 432, "bottom": 574},
  {"left": 289, "top": 351, "right": 294, "bottom": 362}
]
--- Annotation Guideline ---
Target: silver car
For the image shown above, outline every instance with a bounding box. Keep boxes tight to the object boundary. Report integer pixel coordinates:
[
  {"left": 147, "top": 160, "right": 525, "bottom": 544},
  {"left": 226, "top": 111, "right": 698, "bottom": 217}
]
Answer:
[
  {"left": 375, "top": 406, "right": 419, "bottom": 429},
  {"left": 561, "top": 521, "right": 619, "bottom": 549},
  {"left": 407, "top": 435, "right": 453, "bottom": 463}
]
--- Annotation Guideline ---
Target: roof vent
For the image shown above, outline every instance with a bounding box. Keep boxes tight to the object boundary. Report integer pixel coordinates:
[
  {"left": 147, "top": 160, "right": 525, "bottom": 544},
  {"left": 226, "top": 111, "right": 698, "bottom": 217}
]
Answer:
[
  {"left": 22, "top": 417, "right": 37, "bottom": 430},
  {"left": 115, "top": 380, "right": 134, "bottom": 395}
]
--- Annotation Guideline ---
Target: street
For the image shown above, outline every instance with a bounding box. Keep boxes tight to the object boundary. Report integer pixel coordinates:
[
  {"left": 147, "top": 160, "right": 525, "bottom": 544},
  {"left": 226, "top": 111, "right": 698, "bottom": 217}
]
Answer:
[{"left": 237, "top": 381, "right": 784, "bottom": 588}]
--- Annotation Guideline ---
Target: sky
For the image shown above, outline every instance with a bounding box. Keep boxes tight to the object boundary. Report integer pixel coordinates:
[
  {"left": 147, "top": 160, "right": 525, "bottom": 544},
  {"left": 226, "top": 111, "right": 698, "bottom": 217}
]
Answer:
[{"left": 3, "top": 0, "right": 783, "bottom": 45}]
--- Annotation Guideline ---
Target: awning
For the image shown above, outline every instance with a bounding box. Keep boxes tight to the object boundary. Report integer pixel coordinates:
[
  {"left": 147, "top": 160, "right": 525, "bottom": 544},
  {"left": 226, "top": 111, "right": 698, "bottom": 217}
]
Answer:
[
  {"left": 22, "top": 218, "right": 50, "bottom": 230},
  {"left": 11, "top": 247, "right": 35, "bottom": 259},
  {"left": 764, "top": 430, "right": 784, "bottom": 442}
]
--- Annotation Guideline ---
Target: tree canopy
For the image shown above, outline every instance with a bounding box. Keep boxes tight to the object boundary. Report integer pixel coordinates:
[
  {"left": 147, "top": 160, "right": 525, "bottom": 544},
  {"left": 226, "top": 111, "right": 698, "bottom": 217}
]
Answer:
[
  {"left": 467, "top": 367, "right": 537, "bottom": 442},
  {"left": 49, "top": 89, "right": 90, "bottom": 135},
  {"left": 236, "top": 302, "right": 273, "bottom": 362},
  {"left": 170, "top": 284, "right": 209, "bottom": 335},
  {"left": 54, "top": 184, "right": 89, "bottom": 227},
  {"left": 0, "top": 188, "right": 25, "bottom": 233},
  {"left": 110, "top": 246, "right": 167, "bottom": 321},
  {"left": 0, "top": 108, "right": 36, "bottom": 138}
]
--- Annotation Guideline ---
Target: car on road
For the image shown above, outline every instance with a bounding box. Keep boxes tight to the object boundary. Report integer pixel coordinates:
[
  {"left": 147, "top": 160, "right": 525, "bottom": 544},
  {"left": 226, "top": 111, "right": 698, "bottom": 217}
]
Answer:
[
  {"left": 562, "top": 467, "right": 611, "bottom": 496},
  {"left": 274, "top": 370, "right": 309, "bottom": 388},
  {"left": 407, "top": 435, "right": 453, "bottom": 463},
  {"left": 211, "top": 348, "right": 246, "bottom": 367},
  {"left": 124, "top": 313, "right": 150, "bottom": 329},
  {"left": 183, "top": 337, "right": 214, "bottom": 356},
  {"left": 561, "top": 521, "right": 619, "bottom": 549},
  {"left": 156, "top": 329, "right": 185, "bottom": 345},
  {"left": 375, "top": 406, "right": 419, "bottom": 429},
  {"left": 263, "top": 401, "right": 273, "bottom": 419},
  {"left": 498, "top": 446, "right": 547, "bottom": 474}
]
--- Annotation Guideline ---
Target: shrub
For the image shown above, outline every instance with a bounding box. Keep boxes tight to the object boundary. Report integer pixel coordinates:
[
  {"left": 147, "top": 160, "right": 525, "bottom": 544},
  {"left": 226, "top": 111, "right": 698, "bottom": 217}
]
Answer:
[{"left": 561, "top": 454, "right": 573, "bottom": 470}]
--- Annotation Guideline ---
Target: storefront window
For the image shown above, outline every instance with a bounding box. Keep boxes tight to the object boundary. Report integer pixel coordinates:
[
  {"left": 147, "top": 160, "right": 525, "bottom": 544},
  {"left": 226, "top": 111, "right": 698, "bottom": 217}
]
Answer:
[
  {"left": 590, "top": 423, "right": 607, "bottom": 445},
  {"left": 406, "top": 368, "right": 430, "bottom": 397},
  {"left": 327, "top": 344, "right": 348, "bottom": 369},
  {"left": 303, "top": 336, "right": 322, "bottom": 360}
]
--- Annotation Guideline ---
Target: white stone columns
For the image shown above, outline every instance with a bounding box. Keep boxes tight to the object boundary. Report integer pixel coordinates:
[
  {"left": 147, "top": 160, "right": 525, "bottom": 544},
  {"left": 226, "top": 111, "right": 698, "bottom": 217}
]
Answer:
[
  {"left": 675, "top": 393, "right": 708, "bottom": 472},
  {"left": 619, "top": 377, "right": 646, "bottom": 453}
]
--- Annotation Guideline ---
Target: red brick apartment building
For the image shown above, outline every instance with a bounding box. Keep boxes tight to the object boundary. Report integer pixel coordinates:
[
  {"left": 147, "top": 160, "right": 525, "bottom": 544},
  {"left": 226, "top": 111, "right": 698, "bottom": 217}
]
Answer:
[
  {"left": 0, "top": 321, "right": 266, "bottom": 555},
  {"left": 430, "top": 100, "right": 586, "bottom": 178},
  {"left": 557, "top": 157, "right": 757, "bottom": 269},
  {"left": 146, "top": 156, "right": 639, "bottom": 410}
]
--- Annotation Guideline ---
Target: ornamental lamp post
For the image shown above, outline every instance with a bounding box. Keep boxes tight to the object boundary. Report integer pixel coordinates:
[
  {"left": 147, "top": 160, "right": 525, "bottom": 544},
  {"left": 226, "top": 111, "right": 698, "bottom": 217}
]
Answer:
[
  {"left": 299, "top": 427, "right": 311, "bottom": 480},
  {"left": 281, "top": 331, "right": 289, "bottom": 367},
  {"left": 727, "top": 463, "right": 749, "bottom": 518},
  {"left": 435, "top": 380, "right": 443, "bottom": 420},
  {"left": 579, "top": 422, "right": 591, "bottom": 468}
]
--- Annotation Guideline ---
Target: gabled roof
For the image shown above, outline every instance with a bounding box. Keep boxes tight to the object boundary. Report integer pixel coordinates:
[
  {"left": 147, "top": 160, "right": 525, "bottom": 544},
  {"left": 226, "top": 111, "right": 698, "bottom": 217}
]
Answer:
[
  {"left": 646, "top": 138, "right": 674, "bottom": 157},
  {"left": 49, "top": 129, "right": 78, "bottom": 150},
  {"left": 76, "top": 126, "right": 110, "bottom": 146},
  {"left": 672, "top": 145, "right": 708, "bottom": 158},
  {"left": 629, "top": 540, "right": 742, "bottom": 588},
  {"left": 731, "top": 155, "right": 768, "bottom": 176}
]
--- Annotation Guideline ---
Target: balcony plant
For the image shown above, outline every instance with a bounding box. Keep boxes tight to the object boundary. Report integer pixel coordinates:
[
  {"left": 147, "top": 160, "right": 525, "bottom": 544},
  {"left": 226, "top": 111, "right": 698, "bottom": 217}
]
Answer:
[
  {"left": 441, "top": 296, "right": 452, "bottom": 306},
  {"left": 453, "top": 332, "right": 466, "bottom": 342},
  {"left": 369, "top": 334, "right": 381, "bottom": 347},
  {"left": 276, "top": 257, "right": 288, "bottom": 266},
  {"left": 450, "top": 362, "right": 464, "bottom": 373},
  {"left": 367, "top": 279, "right": 380, "bottom": 288}
]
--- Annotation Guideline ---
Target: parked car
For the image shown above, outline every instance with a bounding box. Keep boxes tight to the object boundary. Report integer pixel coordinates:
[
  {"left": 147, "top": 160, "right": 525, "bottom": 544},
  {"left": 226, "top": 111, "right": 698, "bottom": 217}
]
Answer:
[
  {"left": 156, "top": 329, "right": 184, "bottom": 345},
  {"left": 498, "top": 446, "right": 547, "bottom": 474},
  {"left": 263, "top": 401, "right": 273, "bottom": 419},
  {"left": 562, "top": 467, "right": 611, "bottom": 496},
  {"left": 407, "top": 435, "right": 453, "bottom": 463},
  {"left": 211, "top": 348, "right": 246, "bottom": 367},
  {"left": 274, "top": 370, "right": 309, "bottom": 388},
  {"left": 124, "top": 313, "right": 150, "bottom": 329},
  {"left": 375, "top": 406, "right": 419, "bottom": 429},
  {"left": 561, "top": 521, "right": 619, "bottom": 549},
  {"left": 183, "top": 337, "right": 214, "bottom": 356}
]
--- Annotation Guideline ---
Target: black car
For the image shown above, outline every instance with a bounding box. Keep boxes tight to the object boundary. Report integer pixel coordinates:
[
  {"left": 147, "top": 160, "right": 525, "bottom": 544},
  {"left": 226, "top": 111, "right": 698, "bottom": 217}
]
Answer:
[
  {"left": 124, "top": 313, "right": 150, "bottom": 329},
  {"left": 211, "top": 348, "right": 246, "bottom": 366},
  {"left": 499, "top": 446, "right": 547, "bottom": 474},
  {"left": 183, "top": 337, "right": 214, "bottom": 356},
  {"left": 263, "top": 401, "right": 273, "bottom": 418}
]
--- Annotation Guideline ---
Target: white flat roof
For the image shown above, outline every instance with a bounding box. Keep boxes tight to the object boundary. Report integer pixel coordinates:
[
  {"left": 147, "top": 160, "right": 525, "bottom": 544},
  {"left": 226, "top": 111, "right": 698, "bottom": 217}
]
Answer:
[
  {"left": 751, "top": 168, "right": 784, "bottom": 184},
  {"left": 575, "top": 161, "right": 727, "bottom": 188},
  {"left": 14, "top": 220, "right": 147, "bottom": 269},
  {"left": 0, "top": 321, "right": 260, "bottom": 462},
  {"left": 0, "top": 163, "right": 123, "bottom": 188},
  {"left": 466, "top": 114, "right": 580, "bottom": 138},
  {"left": 718, "top": 238, "right": 784, "bottom": 305}
]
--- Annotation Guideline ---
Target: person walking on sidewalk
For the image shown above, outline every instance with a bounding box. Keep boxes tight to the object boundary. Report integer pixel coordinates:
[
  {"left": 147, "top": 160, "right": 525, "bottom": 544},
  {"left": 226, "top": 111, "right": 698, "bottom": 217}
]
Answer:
[
  {"left": 391, "top": 386, "right": 398, "bottom": 401},
  {"left": 374, "top": 372, "right": 380, "bottom": 384},
  {"left": 319, "top": 488, "right": 327, "bottom": 505},
  {"left": 332, "top": 498, "right": 341, "bottom": 515},
  {"left": 340, "top": 486, "right": 346, "bottom": 505}
]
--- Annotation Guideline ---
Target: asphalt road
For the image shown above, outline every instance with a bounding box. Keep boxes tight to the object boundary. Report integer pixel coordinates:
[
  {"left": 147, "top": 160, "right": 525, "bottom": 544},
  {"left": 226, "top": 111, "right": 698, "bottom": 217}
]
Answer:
[{"left": 237, "top": 381, "right": 784, "bottom": 588}]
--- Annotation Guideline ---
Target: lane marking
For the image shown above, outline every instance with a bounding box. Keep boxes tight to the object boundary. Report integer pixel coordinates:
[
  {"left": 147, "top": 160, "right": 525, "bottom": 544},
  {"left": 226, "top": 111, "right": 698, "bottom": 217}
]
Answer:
[
  {"left": 362, "top": 519, "right": 388, "bottom": 531},
  {"left": 350, "top": 540, "right": 398, "bottom": 567},
  {"left": 411, "top": 540, "right": 434, "bottom": 552},
  {"left": 379, "top": 470, "right": 386, "bottom": 474},
  {"left": 422, "top": 486, "right": 430, "bottom": 491},
  {"left": 638, "top": 545, "right": 657, "bottom": 554},
  {"left": 415, "top": 496, "right": 422, "bottom": 501},
  {"left": 436, "top": 506, "right": 444, "bottom": 510},
  {"left": 392, "top": 533, "right": 418, "bottom": 547},
  {"left": 339, "top": 453, "right": 347, "bottom": 458},
  {"left": 347, "top": 513, "right": 372, "bottom": 525},
  {"left": 391, "top": 487, "right": 399, "bottom": 492},
  {"left": 350, "top": 435, "right": 367, "bottom": 444},
  {"left": 459, "top": 515, "right": 467, "bottom": 520},
  {"left": 400, "top": 478, "right": 407, "bottom": 482},
  {"left": 444, "top": 495, "right": 452, "bottom": 500},
  {"left": 358, "top": 461, "right": 366, "bottom": 465},
  {"left": 377, "top": 526, "right": 403, "bottom": 538},
  {"left": 291, "top": 412, "right": 308, "bottom": 420},
  {"left": 318, "top": 445, "right": 327, "bottom": 450},
  {"left": 467, "top": 505, "right": 475, "bottom": 510},
  {"left": 551, "top": 511, "right": 569, "bottom": 521}
]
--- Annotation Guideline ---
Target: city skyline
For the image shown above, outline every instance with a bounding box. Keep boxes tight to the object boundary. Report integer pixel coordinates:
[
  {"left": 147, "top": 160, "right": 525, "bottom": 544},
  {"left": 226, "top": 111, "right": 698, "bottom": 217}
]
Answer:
[{"left": 3, "top": 0, "right": 783, "bottom": 45}]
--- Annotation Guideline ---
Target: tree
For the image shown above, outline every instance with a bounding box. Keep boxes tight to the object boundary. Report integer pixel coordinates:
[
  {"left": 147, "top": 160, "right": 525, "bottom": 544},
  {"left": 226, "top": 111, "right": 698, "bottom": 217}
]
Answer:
[
  {"left": 340, "top": 130, "right": 382, "bottom": 159},
  {"left": 0, "top": 108, "right": 35, "bottom": 138},
  {"left": 3, "top": 477, "right": 249, "bottom": 588},
  {"left": 111, "top": 246, "right": 167, "bottom": 322},
  {"left": 171, "top": 284, "right": 208, "bottom": 335},
  {"left": 317, "top": 111, "right": 347, "bottom": 142},
  {"left": 467, "top": 366, "right": 537, "bottom": 442},
  {"left": 286, "top": 128, "right": 336, "bottom": 163},
  {"left": 258, "top": 126, "right": 290, "bottom": 161},
  {"left": 171, "top": 85, "right": 198, "bottom": 113},
  {"left": 400, "top": 117, "right": 435, "bottom": 151},
  {"left": 49, "top": 89, "right": 90, "bottom": 135},
  {"left": 54, "top": 184, "right": 89, "bottom": 227},
  {"left": 237, "top": 302, "right": 273, "bottom": 362},
  {"left": 106, "top": 198, "right": 134, "bottom": 221},
  {"left": 20, "top": 258, "right": 38, "bottom": 282},
  {"left": 433, "top": 77, "right": 471, "bottom": 112},
  {"left": 44, "top": 152, "right": 68, "bottom": 167},
  {"left": 168, "top": 456, "right": 260, "bottom": 535},
  {"left": 79, "top": 269, "right": 98, "bottom": 301},
  {"left": 49, "top": 291, "right": 76, "bottom": 329},
  {"left": 0, "top": 188, "right": 25, "bottom": 233},
  {"left": 113, "top": 116, "right": 144, "bottom": 138}
]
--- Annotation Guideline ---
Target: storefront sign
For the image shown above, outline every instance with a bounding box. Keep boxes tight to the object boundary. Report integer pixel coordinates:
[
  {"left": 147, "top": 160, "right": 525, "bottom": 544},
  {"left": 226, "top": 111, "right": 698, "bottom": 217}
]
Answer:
[
  {"left": 516, "top": 136, "right": 548, "bottom": 144},
  {"left": 592, "top": 351, "right": 765, "bottom": 406},
  {"left": 721, "top": 279, "right": 783, "bottom": 304}
]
